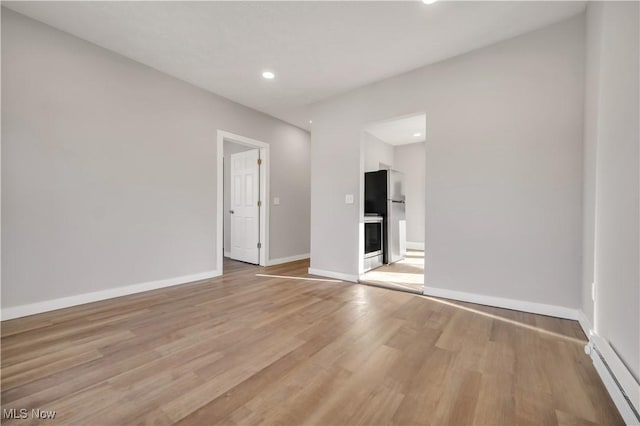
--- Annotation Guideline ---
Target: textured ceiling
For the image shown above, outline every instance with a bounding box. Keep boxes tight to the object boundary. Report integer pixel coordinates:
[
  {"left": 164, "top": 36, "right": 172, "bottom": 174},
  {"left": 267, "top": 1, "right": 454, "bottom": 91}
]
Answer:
[{"left": 4, "top": 1, "right": 585, "bottom": 130}]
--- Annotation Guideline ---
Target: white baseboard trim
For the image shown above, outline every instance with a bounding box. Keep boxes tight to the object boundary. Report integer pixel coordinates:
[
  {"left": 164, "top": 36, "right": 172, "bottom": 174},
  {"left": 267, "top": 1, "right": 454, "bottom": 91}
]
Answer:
[
  {"left": 1, "top": 270, "right": 221, "bottom": 321},
  {"left": 267, "top": 253, "right": 310, "bottom": 266},
  {"left": 576, "top": 310, "right": 593, "bottom": 339},
  {"left": 224, "top": 251, "right": 231, "bottom": 258},
  {"left": 421, "top": 284, "right": 578, "bottom": 320},
  {"left": 406, "top": 241, "right": 425, "bottom": 250},
  {"left": 577, "top": 310, "right": 640, "bottom": 423},
  {"left": 588, "top": 333, "right": 640, "bottom": 424},
  {"left": 308, "top": 268, "right": 358, "bottom": 283}
]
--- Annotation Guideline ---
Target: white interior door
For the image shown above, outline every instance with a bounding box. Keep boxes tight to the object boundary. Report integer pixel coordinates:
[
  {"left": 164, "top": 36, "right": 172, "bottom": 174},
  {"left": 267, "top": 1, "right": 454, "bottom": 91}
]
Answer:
[{"left": 229, "top": 149, "right": 260, "bottom": 264}]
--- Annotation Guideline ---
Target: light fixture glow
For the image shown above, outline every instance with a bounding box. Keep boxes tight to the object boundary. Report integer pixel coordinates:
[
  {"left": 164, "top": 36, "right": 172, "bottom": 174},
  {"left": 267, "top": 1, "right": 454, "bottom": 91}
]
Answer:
[
  {"left": 262, "top": 71, "right": 275, "bottom": 79},
  {"left": 413, "top": 132, "right": 422, "bottom": 137},
  {"left": 422, "top": 0, "right": 438, "bottom": 4},
  {"left": 309, "top": 120, "right": 313, "bottom": 124}
]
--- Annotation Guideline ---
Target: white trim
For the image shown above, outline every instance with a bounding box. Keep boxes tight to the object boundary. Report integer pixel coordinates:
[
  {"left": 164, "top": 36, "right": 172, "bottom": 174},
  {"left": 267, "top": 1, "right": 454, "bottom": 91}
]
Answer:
[
  {"left": 1, "top": 270, "right": 221, "bottom": 321},
  {"left": 217, "top": 130, "right": 270, "bottom": 272},
  {"left": 224, "top": 251, "right": 231, "bottom": 258},
  {"left": 589, "top": 333, "right": 640, "bottom": 423},
  {"left": 308, "top": 268, "right": 358, "bottom": 283},
  {"left": 421, "top": 284, "right": 578, "bottom": 320},
  {"left": 577, "top": 310, "right": 593, "bottom": 339},
  {"left": 267, "top": 253, "right": 310, "bottom": 266},
  {"left": 574, "top": 311, "right": 639, "bottom": 424},
  {"left": 217, "top": 132, "right": 224, "bottom": 274},
  {"left": 406, "top": 241, "right": 425, "bottom": 250}
]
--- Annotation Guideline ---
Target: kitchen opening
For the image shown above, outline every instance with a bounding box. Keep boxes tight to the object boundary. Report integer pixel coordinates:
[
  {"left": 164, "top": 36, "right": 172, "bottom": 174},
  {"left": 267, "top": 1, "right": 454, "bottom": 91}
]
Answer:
[{"left": 359, "top": 113, "right": 426, "bottom": 294}]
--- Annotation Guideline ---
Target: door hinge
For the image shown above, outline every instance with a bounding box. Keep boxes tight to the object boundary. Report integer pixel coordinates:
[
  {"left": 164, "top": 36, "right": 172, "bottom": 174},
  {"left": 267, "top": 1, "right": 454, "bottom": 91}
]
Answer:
[
  {"left": 257, "top": 200, "right": 262, "bottom": 207},
  {"left": 257, "top": 242, "right": 262, "bottom": 249},
  {"left": 257, "top": 158, "right": 262, "bottom": 166}
]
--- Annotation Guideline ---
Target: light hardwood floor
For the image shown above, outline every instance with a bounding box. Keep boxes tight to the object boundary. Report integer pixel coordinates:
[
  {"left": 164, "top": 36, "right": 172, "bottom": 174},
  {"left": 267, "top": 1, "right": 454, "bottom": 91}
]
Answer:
[
  {"left": 360, "top": 250, "right": 425, "bottom": 294},
  {"left": 1, "top": 258, "right": 622, "bottom": 425}
]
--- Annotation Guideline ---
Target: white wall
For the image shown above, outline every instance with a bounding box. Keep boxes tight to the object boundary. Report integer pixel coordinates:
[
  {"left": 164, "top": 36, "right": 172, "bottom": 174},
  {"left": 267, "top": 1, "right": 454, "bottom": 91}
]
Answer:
[
  {"left": 394, "top": 142, "right": 426, "bottom": 245},
  {"left": 581, "top": 1, "right": 602, "bottom": 329},
  {"left": 583, "top": 2, "right": 639, "bottom": 379},
  {"left": 223, "top": 141, "right": 252, "bottom": 255},
  {"left": 1, "top": 9, "right": 310, "bottom": 310},
  {"left": 310, "top": 15, "right": 585, "bottom": 310},
  {"left": 364, "top": 132, "right": 394, "bottom": 172}
]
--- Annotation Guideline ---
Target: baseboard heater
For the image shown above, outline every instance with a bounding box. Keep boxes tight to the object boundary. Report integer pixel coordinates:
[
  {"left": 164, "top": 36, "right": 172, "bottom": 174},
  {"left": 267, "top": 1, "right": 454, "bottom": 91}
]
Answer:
[{"left": 587, "top": 335, "right": 640, "bottom": 425}]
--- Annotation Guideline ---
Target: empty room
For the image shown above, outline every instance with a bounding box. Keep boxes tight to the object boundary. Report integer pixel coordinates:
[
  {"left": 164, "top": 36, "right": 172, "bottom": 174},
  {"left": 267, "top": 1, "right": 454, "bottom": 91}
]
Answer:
[{"left": 1, "top": 1, "right": 638, "bottom": 425}]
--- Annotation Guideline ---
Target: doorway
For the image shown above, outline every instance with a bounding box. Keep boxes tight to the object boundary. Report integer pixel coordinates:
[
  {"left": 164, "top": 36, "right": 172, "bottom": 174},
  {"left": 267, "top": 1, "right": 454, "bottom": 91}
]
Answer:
[
  {"left": 217, "top": 130, "right": 269, "bottom": 274},
  {"left": 358, "top": 113, "right": 426, "bottom": 294}
]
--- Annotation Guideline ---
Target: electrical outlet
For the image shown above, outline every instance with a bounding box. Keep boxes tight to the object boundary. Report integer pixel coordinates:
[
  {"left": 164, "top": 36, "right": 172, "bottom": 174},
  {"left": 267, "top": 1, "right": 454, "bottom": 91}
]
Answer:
[
  {"left": 345, "top": 194, "right": 354, "bottom": 204},
  {"left": 273, "top": 197, "right": 280, "bottom": 205}
]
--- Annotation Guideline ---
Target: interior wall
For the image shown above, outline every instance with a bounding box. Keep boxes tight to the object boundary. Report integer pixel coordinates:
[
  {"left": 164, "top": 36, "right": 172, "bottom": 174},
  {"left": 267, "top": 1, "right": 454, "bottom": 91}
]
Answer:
[
  {"left": 363, "top": 132, "right": 394, "bottom": 172},
  {"left": 580, "top": 1, "right": 603, "bottom": 329},
  {"left": 583, "top": 1, "right": 639, "bottom": 379},
  {"left": 1, "top": 9, "right": 310, "bottom": 310},
  {"left": 223, "top": 141, "right": 252, "bottom": 255},
  {"left": 394, "top": 142, "right": 426, "bottom": 245},
  {"left": 310, "top": 15, "right": 585, "bottom": 309}
]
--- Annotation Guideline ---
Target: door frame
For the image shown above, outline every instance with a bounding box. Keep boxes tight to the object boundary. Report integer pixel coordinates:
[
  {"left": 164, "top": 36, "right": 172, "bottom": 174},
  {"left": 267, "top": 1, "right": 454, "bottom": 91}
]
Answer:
[{"left": 217, "top": 130, "right": 270, "bottom": 272}]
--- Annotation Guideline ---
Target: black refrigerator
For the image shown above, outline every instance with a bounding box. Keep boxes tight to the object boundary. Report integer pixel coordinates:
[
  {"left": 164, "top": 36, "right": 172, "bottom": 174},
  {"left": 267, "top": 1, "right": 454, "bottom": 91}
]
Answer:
[{"left": 364, "top": 170, "right": 406, "bottom": 264}]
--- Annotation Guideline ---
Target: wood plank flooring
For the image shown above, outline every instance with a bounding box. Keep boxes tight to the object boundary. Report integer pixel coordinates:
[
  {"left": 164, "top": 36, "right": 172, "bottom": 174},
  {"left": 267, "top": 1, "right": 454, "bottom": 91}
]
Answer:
[
  {"left": 1, "top": 258, "right": 623, "bottom": 425},
  {"left": 360, "top": 250, "right": 425, "bottom": 294}
]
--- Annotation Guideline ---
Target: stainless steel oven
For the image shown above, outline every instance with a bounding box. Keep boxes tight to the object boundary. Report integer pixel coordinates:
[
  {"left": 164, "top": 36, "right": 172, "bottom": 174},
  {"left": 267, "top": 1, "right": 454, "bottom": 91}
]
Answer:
[{"left": 363, "top": 215, "right": 383, "bottom": 271}]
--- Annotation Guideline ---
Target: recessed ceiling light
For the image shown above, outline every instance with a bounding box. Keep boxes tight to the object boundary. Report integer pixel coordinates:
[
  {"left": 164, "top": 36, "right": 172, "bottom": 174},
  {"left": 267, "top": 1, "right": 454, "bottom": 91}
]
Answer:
[
  {"left": 413, "top": 132, "right": 422, "bottom": 137},
  {"left": 422, "top": 0, "right": 438, "bottom": 4},
  {"left": 309, "top": 120, "right": 313, "bottom": 124},
  {"left": 262, "top": 71, "right": 275, "bottom": 79}
]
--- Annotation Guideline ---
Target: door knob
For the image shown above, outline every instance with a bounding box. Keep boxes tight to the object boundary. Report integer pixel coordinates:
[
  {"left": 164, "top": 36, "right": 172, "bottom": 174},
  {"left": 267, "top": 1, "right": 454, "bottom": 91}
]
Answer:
[{"left": 229, "top": 210, "right": 234, "bottom": 214}]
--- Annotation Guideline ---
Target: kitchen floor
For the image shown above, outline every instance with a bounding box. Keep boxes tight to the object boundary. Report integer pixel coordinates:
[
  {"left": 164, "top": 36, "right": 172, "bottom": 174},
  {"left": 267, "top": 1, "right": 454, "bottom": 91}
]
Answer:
[{"left": 360, "top": 249, "right": 424, "bottom": 294}]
